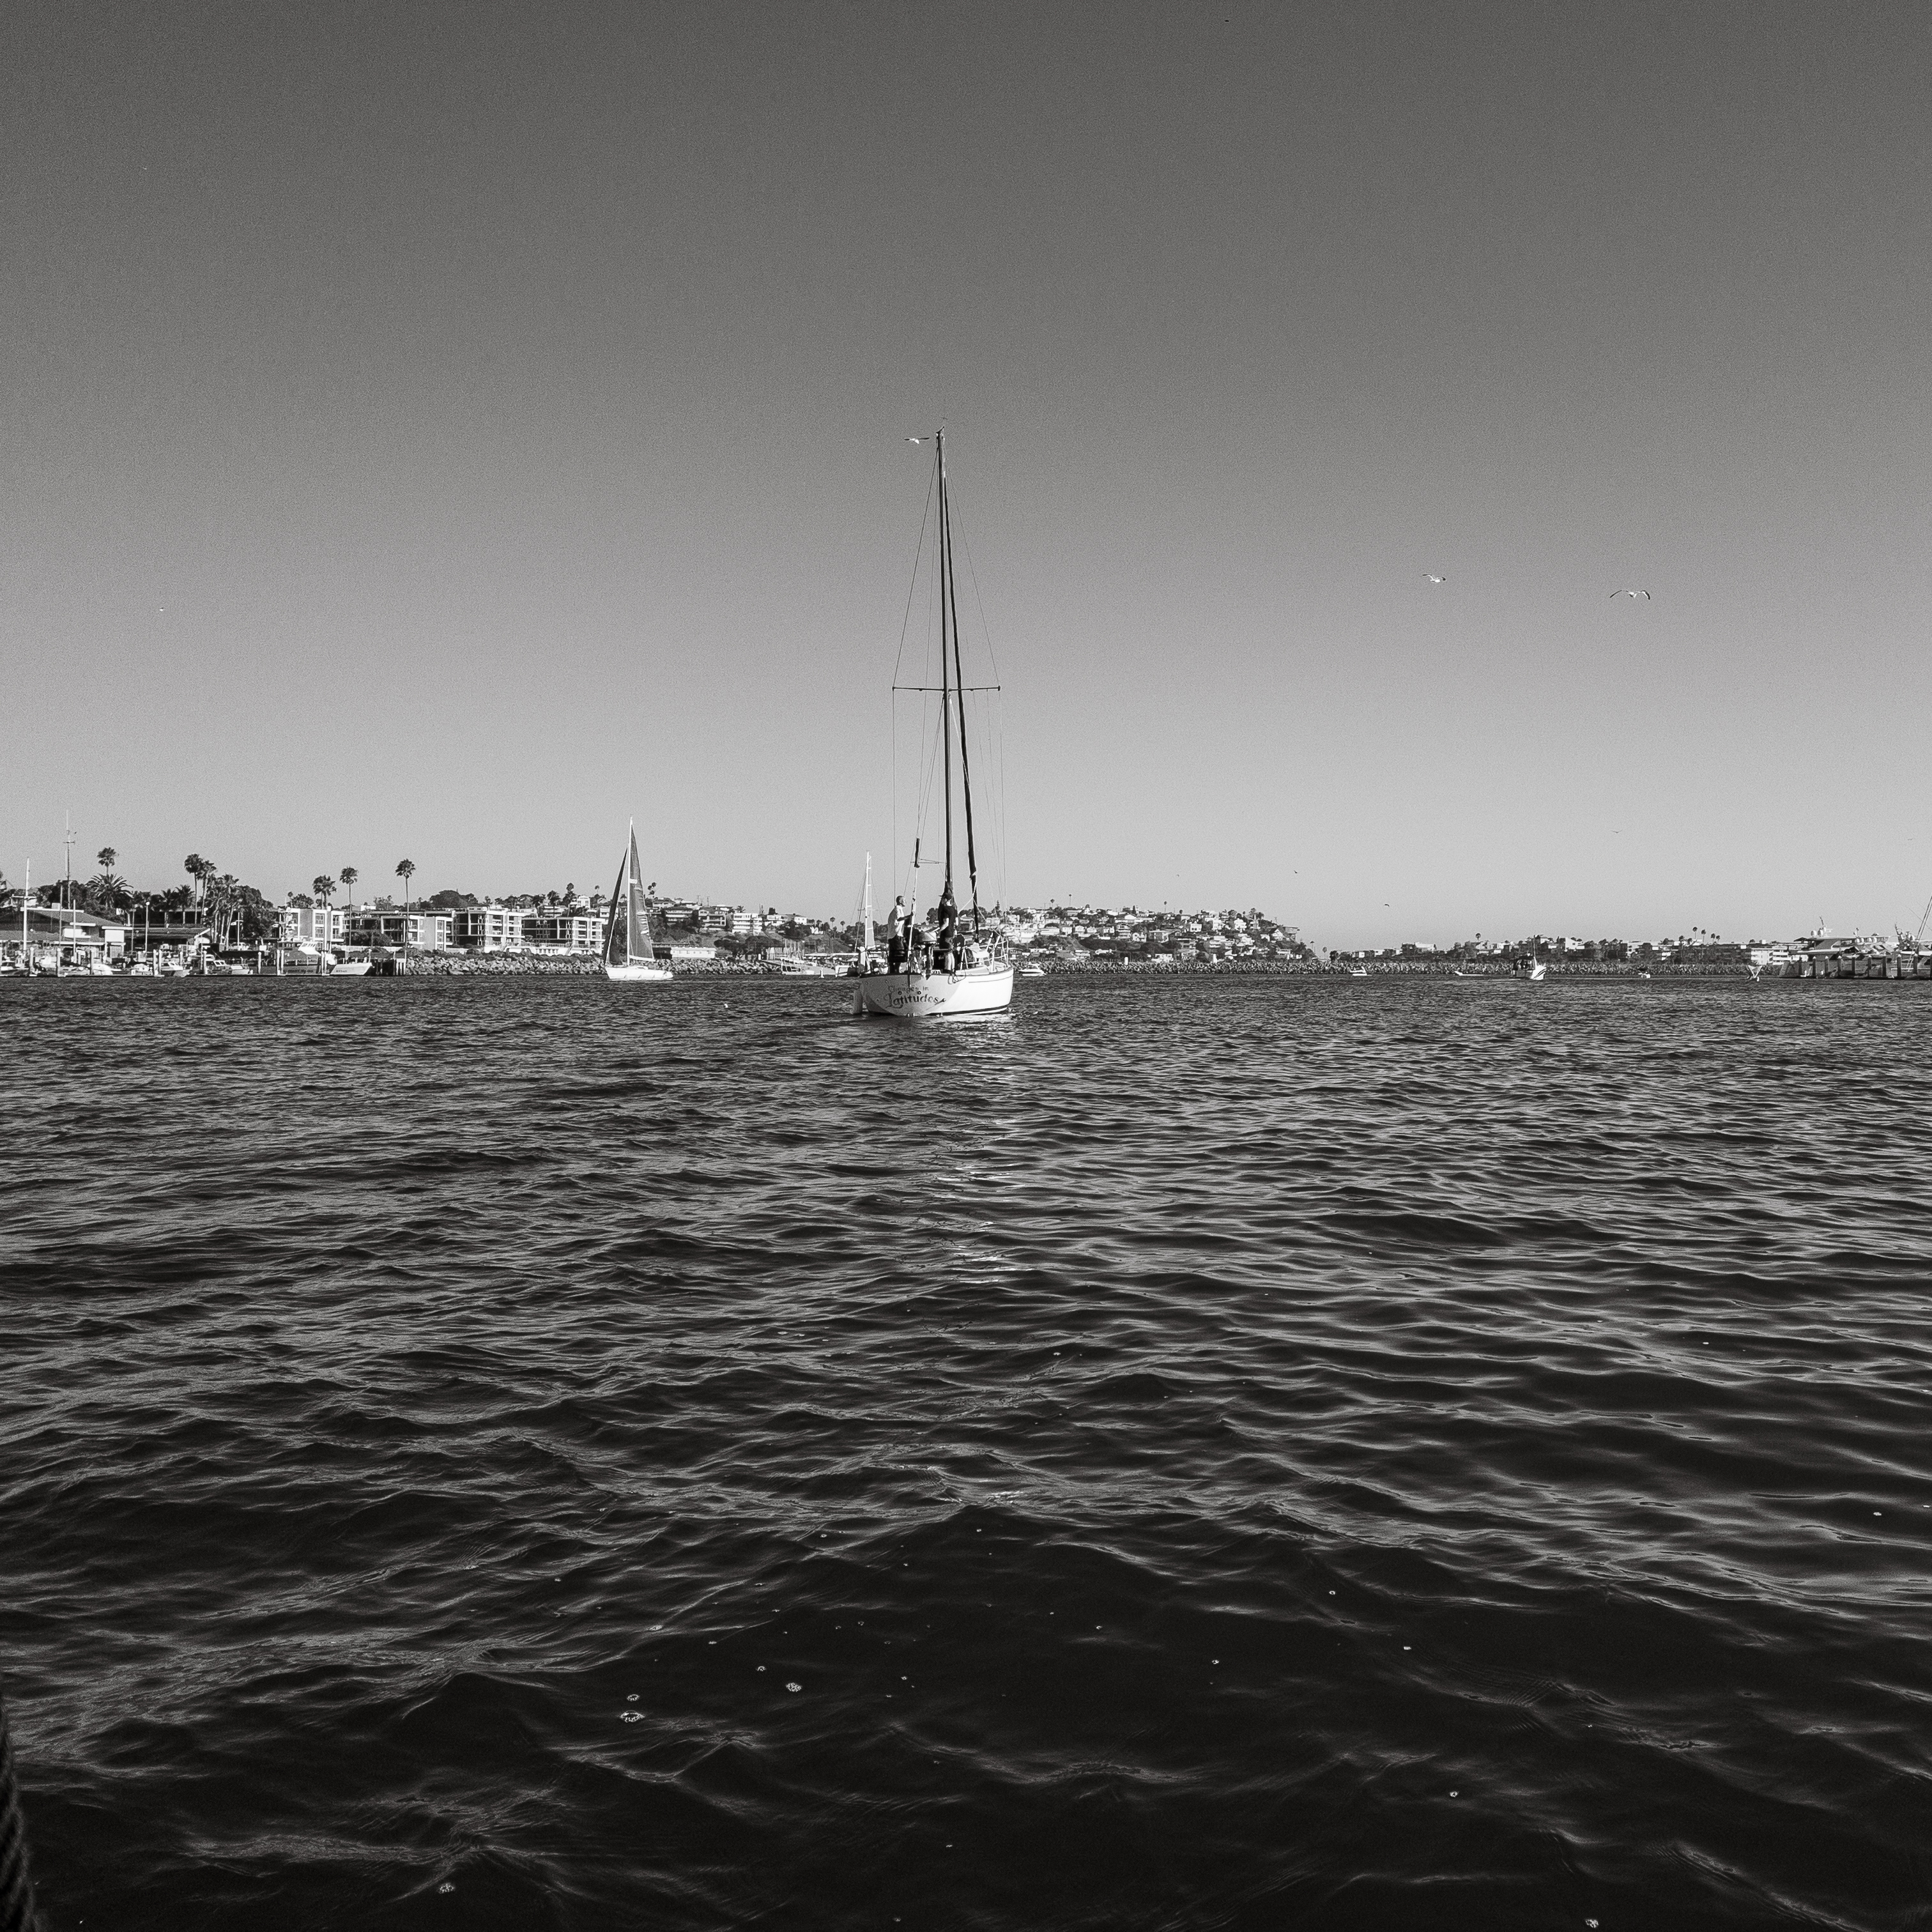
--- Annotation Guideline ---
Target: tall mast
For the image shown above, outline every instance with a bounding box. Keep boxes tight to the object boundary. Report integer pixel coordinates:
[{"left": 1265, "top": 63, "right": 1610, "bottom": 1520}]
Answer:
[
  {"left": 941, "top": 459, "right": 982, "bottom": 926},
  {"left": 937, "top": 431, "right": 954, "bottom": 900}
]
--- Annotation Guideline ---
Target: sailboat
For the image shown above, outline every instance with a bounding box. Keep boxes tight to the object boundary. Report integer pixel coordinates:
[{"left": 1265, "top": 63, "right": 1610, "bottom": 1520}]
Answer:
[
  {"left": 602, "top": 822, "right": 672, "bottom": 983},
  {"left": 854, "top": 431, "right": 1015, "bottom": 1021}
]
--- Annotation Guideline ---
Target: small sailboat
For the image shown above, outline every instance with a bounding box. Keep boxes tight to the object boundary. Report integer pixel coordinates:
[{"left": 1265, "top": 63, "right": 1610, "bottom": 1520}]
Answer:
[
  {"left": 845, "top": 854, "right": 877, "bottom": 978},
  {"left": 603, "top": 822, "right": 671, "bottom": 983},
  {"left": 854, "top": 431, "right": 1014, "bottom": 1021},
  {"left": 1526, "top": 959, "right": 1547, "bottom": 982}
]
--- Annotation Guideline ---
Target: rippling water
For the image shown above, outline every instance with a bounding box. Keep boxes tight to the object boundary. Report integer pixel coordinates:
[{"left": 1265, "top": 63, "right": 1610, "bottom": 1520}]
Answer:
[{"left": 4, "top": 976, "right": 1929, "bottom": 1929}]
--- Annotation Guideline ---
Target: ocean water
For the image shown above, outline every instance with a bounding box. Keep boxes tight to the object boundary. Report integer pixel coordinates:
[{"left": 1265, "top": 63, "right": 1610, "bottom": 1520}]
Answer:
[{"left": 3, "top": 975, "right": 1929, "bottom": 1931}]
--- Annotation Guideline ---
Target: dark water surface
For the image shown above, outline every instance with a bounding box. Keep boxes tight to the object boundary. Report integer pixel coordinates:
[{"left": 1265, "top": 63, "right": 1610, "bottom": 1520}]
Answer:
[{"left": 4, "top": 976, "right": 1929, "bottom": 1930}]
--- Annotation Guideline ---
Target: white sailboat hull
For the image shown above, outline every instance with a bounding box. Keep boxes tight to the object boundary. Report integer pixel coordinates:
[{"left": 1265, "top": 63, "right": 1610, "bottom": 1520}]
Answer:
[
  {"left": 854, "top": 961, "right": 1014, "bottom": 1020},
  {"left": 605, "top": 960, "right": 672, "bottom": 983}
]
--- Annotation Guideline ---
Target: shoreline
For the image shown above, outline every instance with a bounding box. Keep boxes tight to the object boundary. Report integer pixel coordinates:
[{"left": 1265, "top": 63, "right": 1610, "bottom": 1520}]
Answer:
[{"left": 387, "top": 951, "right": 1782, "bottom": 981}]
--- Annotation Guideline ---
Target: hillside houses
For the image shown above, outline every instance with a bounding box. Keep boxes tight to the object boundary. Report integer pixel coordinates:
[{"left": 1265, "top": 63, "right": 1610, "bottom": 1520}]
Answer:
[{"left": 1002, "top": 905, "right": 1308, "bottom": 962}]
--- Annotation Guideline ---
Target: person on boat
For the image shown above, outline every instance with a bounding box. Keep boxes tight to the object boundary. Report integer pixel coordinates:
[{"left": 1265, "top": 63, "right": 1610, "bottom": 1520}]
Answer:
[
  {"left": 934, "top": 889, "right": 960, "bottom": 972},
  {"left": 885, "top": 896, "right": 908, "bottom": 973}
]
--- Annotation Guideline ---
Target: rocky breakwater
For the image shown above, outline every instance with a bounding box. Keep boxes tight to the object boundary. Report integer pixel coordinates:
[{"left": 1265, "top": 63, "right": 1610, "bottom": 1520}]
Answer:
[{"left": 399, "top": 951, "right": 603, "bottom": 977}]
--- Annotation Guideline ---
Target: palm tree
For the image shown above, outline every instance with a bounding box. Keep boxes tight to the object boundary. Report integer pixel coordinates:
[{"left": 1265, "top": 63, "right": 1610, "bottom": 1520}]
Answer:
[
  {"left": 312, "top": 873, "right": 336, "bottom": 951},
  {"left": 395, "top": 860, "right": 416, "bottom": 963},
  {"left": 97, "top": 847, "right": 118, "bottom": 873}
]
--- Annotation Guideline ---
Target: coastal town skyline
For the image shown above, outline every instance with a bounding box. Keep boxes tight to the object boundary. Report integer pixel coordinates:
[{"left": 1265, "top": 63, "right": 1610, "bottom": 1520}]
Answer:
[{"left": 1, "top": 839, "right": 1869, "bottom": 963}]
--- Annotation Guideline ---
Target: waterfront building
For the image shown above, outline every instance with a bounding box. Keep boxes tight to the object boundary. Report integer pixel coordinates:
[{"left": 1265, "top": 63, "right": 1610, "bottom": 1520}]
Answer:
[
  {"left": 523, "top": 909, "right": 607, "bottom": 951},
  {"left": 279, "top": 905, "right": 345, "bottom": 946},
  {"left": 348, "top": 909, "right": 454, "bottom": 951},
  {"left": 3, "top": 903, "right": 126, "bottom": 967},
  {"left": 453, "top": 904, "right": 525, "bottom": 951}
]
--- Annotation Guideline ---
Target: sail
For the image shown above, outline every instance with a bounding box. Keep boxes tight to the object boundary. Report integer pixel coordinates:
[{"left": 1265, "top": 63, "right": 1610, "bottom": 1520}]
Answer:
[
  {"left": 626, "top": 825, "right": 650, "bottom": 962},
  {"left": 604, "top": 845, "right": 630, "bottom": 966}
]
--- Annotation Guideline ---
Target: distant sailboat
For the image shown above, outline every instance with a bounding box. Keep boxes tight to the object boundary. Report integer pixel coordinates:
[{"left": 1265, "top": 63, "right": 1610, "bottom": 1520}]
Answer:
[
  {"left": 844, "top": 853, "right": 878, "bottom": 979},
  {"left": 603, "top": 822, "right": 671, "bottom": 983},
  {"left": 854, "top": 431, "right": 1015, "bottom": 1020}
]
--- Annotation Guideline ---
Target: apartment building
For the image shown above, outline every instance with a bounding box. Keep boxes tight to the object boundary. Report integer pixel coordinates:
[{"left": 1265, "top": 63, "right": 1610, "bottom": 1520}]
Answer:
[
  {"left": 347, "top": 910, "right": 453, "bottom": 951},
  {"left": 525, "top": 909, "right": 608, "bottom": 951},
  {"left": 453, "top": 904, "right": 525, "bottom": 951},
  {"left": 278, "top": 905, "right": 346, "bottom": 946}
]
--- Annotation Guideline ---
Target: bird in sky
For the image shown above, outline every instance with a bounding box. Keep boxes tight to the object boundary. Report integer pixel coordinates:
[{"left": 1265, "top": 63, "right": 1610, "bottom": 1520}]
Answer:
[
  {"left": 1611, "top": 587, "right": 1652, "bottom": 601},
  {"left": 1424, "top": 573, "right": 1448, "bottom": 585},
  {"left": 907, "top": 436, "right": 924, "bottom": 445}
]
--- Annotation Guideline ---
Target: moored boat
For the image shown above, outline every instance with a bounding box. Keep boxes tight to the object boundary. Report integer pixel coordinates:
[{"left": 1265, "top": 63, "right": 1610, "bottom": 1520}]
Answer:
[{"left": 853, "top": 430, "right": 1013, "bottom": 1022}]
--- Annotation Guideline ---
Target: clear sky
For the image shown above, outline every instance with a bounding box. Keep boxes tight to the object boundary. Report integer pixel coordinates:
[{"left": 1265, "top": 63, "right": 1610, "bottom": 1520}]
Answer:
[{"left": 4, "top": 1, "right": 1929, "bottom": 946}]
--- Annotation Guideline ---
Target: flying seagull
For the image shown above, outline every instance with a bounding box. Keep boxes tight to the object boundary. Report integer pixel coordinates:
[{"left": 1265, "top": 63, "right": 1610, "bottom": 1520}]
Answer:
[
  {"left": 1424, "top": 573, "right": 1447, "bottom": 585},
  {"left": 907, "top": 436, "right": 924, "bottom": 445},
  {"left": 1611, "top": 587, "right": 1652, "bottom": 601}
]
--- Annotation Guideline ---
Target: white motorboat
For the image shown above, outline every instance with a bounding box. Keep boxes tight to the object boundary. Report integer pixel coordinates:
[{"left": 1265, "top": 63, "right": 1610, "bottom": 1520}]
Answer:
[
  {"left": 853, "top": 429, "right": 1013, "bottom": 1022},
  {"left": 603, "top": 822, "right": 672, "bottom": 983},
  {"left": 1018, "top": 963, "right": 1046, "bottom": 979}
]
